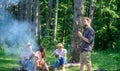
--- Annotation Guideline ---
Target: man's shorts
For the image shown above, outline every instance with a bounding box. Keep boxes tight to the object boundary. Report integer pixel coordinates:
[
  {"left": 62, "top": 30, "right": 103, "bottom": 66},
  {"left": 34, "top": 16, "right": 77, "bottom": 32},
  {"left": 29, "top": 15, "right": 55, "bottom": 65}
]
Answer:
[{"left": 80, "top": 51, "right": 91, "bottom": 65}]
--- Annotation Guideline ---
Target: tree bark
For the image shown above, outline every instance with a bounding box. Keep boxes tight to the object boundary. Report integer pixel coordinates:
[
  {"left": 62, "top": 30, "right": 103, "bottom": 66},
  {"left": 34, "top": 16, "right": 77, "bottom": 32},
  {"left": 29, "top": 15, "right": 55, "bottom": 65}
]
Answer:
[
  {"left": 70, "top": 0, "right": 84, "bottom": 63},
  {"left": 53, "top": 0, "right": 59, "bottom": 42},
  {"left": 25, "top": 0, "right": 32, "bottom": 22},
  {"left": 62, "top": 9, "right": 67, "bottom": 44},
  {"left": 46, "top": 0, "right": 53, "bottom": 37},
  {"left": 18, "top": 0, "right": 26, "bottom": 21},
  {"left": 33, "top": 0, "right": 41, "bottom": 44},
  {"left": 88, "top": 0, "right": 94, "bottom": 21},
  {"left": 18, "top": 1, "right": 23, "bottom": 21}
]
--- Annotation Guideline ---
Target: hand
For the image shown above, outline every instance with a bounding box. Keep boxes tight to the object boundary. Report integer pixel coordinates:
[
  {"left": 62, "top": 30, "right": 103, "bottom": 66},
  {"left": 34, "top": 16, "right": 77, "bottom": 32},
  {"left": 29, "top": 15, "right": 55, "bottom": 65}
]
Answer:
[
  {"left": 78, "top": 31, "right": 83, "bottom": 38},
  {"left": 77, "top": 45, "right": 80, "bottom": 48},
  {"left": 75, "top": 21, "right": 78, "bottom": 25}
]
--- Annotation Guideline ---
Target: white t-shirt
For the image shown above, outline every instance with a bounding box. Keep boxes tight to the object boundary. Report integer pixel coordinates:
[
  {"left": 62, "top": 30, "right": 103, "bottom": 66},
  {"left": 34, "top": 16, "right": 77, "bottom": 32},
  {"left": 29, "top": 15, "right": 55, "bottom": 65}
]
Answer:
[{"left": 54, "top": 48, "right": 67, "bottom": 59}]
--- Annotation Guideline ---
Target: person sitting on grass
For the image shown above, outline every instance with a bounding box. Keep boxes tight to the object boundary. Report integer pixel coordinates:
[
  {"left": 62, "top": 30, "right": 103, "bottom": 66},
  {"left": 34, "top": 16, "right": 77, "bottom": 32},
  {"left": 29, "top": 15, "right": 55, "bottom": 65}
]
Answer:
[
  {"left": 51, "top": 43, "right": 67, "bottom": 71},
  {"left": 32, "top": 46, "right": 49, "bottom": 71},
  {"left": 20, "top": 42, "right": 34, "bottom": 71}
]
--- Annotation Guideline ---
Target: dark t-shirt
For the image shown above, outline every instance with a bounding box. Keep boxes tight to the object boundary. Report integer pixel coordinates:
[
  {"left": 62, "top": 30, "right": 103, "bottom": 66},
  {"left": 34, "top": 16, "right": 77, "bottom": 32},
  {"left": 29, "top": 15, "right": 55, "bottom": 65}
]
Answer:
[{"left": 80, "top": 27, "right": 95, "bottom": 52}]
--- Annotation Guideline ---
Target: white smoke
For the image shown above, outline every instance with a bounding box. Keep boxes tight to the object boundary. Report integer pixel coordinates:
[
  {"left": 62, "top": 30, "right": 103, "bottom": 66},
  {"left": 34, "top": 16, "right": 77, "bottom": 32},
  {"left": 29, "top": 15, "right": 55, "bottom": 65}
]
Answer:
[
  {"left": 0, "top": 0, "right": 38, "bottom": 56},
  {"left": 0, "top": 0, "right": 22, "bottom": 5}
]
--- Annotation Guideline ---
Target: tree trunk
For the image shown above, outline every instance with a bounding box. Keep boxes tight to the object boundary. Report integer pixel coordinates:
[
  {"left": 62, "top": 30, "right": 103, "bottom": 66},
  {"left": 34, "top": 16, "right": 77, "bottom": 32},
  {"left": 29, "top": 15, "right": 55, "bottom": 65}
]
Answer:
[
  {"left": 18, "top": 0, "right": 26, "bottom": 21},
  {"left": 88, "top": 0, "right": 94, "bottom": 21},
  {"left": 25, "top": 0, "right": 32, "bottom": 22},
  {"left": 62, "top": 0, "right": 69, "bottom": 44},
  {"left": 53, "top": 0, "right": 59, "bottom": 42},
  {"left": 33, "top": 0, "right": 41, "bottom": 44},
  {"left": 46, "top": 0, "right": 53, "bottom": 37},
  {"left": 62, "top": 9, "right": 67, "bottom": 44},
  {"left": 70, "top": 0, "right": 84, "bottom": 63},
  {"left": 18, "top": 1, "right": 24, "bottom": 21}
]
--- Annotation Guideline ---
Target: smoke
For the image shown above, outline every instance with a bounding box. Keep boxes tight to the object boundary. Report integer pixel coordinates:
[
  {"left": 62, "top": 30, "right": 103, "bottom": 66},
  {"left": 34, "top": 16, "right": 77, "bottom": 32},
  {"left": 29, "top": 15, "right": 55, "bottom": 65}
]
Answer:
[
  {"left": 0, "top": 0, "right": 22, "bottom": 5},
  {"left": 0, "top": 0, "right": 38, "bottom": 56}
]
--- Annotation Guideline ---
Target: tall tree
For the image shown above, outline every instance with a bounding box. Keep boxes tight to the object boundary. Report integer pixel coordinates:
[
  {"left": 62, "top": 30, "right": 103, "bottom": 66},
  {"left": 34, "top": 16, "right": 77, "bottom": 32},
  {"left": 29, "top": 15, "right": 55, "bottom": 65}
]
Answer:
[
  {"left": 18, "top": 0, "right": 26, "bottom": 21},
  {"left": 18, "top": 1, "right": 23, "bottom": 21},
  {"left": 46, "top": 0, "right": 53, "bottom": 36},
  {"left": 25, "top": 0, "right": 32, "bottom": 22},
  {"left": 61, "top": 0, "right": 70, "bottom": 44},
  {"left": 53, "top": 0, "right": 59, "bottom": 42},
  {"left": 70, "top": 0, "right": 84, "bottom": 62},
  {"left": 62, "top": 8, "right": 67, "bottom": 44},
  {"left": 33, "top": 0, "right": 41, "bottom": 44},
  {"left": 88, "top": 0, "right": 94, "bottom": 21}
]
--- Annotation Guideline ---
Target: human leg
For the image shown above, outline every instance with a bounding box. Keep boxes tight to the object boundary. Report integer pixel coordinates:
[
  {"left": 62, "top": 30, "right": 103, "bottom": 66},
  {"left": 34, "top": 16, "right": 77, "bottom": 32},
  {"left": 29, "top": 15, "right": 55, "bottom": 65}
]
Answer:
[
  {"left": 80, "top": 52, "right": 85, "bottom": 71},
  {"left": 54, "top": 60, "right": 60, "bottom": 71},
  {"left": 87, "top": 63, "right": 92, "bottom": 71},
  {"left": 80, "top": 63, "right": 85, "bottom": 71},
  {"left": 85, "top": 52, "right": 92, "bottom": 71},
  {"left": 59, "top": 57, "right": 67, "bottom": 65},
  {"left": 80, "top": 51, "right": 92, "bottom": 71},
  {"left": 59, "top": 57, "right": 66, "bottom": 71},
  {"left": 20, "top": 57, "right": 26, "bottom": 70},
  {"left": 44, "top": 63, "right": 49, "bottom": 71}
]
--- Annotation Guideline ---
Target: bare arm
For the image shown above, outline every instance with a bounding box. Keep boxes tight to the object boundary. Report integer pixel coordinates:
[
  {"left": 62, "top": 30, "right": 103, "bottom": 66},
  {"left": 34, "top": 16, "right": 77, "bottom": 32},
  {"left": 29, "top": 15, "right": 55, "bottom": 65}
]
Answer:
[
  {"left": 51, "top": 52, "right": 56, "bottom": 56},
  {"left": 78, "top": 31, "right": 90, "bottom": 43},
  {"left": 63, "top": 53, "right": 66, "bottom": 58},
  {"left": 29, "top": 46, "right": 36, "bottom": 55}
]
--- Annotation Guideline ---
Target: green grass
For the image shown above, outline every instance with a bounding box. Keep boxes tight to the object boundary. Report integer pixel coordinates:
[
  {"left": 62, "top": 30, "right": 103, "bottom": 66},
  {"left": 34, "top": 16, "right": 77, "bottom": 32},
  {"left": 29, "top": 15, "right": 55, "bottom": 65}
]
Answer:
[
  {"left": 0, "top": 48, "right": 19, "bottom": 71},
  {"left": 0, "top": 47, "right": 120, "bottom": 71},
  {"left": 92, "top": 51, "right": 120, "bottom": 71}
]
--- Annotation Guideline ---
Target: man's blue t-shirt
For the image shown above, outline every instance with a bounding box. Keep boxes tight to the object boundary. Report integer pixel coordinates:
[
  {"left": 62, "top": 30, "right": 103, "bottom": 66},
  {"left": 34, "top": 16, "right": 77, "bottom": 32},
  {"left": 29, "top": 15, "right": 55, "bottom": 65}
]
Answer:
[{"left": 80, "top": 27, "right": 95, "bottom": 52}]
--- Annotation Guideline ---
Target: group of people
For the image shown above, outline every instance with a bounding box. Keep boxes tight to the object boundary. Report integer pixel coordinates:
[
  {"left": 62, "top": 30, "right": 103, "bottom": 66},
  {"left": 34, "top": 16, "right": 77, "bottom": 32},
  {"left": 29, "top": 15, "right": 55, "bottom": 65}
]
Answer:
[
  {"left": 20, "top": 42, "right": 67, "bottom": 71},
  {"left": 20, "top": 17, "right": 95, "bottom": 71},
  {"left": 20, "top": 43, "right": 49, "bottom": 71}
]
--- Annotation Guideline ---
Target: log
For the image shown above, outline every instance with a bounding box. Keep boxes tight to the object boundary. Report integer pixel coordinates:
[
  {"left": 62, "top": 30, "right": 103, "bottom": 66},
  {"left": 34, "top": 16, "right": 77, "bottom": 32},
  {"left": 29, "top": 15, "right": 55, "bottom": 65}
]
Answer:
[
  {"left": 48, "top": 63, "right": 80, "bottom": 70},
  {"left": 64, "top": 63, "right": 80, "bottom": 67}
]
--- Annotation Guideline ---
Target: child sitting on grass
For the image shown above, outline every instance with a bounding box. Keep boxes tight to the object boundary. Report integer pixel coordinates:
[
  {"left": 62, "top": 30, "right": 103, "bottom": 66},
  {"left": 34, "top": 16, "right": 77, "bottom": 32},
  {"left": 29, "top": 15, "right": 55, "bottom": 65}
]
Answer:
[
  {"left": 51, "top": 43, "right": 67, "bottom": 71},
  {"left": 20, "top": 42, "right": 34, "bottom": 71},
  {"left": 32, "top": 46, "right": 49, "bottom": 71}
]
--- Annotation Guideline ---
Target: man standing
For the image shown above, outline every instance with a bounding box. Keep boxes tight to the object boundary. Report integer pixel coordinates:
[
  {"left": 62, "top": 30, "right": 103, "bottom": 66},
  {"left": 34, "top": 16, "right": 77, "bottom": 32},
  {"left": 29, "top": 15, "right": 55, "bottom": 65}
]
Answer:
[{"left": 78, "top": 17, "right": 95, "bottom": 71}]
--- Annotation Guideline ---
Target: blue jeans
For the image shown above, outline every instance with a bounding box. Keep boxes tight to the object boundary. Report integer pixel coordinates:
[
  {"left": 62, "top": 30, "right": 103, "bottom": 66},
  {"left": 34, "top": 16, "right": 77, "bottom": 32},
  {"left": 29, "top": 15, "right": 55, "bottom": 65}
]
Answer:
[
  {"left": 24, "top": 59, "right": 34, "bottom": 71},
  {"left": 54, "top": 57, "right": 67, "bottom": 68}
]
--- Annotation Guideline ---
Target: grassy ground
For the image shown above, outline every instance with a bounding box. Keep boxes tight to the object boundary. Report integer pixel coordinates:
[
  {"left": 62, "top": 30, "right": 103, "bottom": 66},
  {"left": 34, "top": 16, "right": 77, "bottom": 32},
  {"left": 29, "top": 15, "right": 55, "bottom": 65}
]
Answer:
[
  {"left": 0, "top": 47, "right": 120, "bottom": 71},
  {"left": 92, "top": 51, "right": 120, "bottom": 71},
  {"left": 0, "top": 48, "right": 19, "bottom": 71}
]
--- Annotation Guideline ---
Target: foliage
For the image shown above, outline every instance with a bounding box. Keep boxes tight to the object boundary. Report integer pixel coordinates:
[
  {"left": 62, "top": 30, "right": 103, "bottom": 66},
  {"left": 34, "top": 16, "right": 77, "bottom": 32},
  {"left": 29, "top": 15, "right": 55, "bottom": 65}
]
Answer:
[
  {"left": 39, "top": 0, "right": 120, "bottom": 51},
  {"left": 40, "top": 36, "right": 56, "bottom": 50},
  {"left": 0, "top": 0, "right": 120, "bottom": 52},
  {"left": 93, "top": 0, "right": 120, "bottom": 50}
]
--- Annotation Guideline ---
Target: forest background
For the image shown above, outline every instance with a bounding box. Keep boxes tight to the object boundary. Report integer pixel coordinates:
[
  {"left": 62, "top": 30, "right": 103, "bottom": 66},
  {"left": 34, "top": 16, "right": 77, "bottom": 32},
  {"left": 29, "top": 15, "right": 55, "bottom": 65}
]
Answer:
[{"left": 0, "top": 0, "right": 120, "bottom": 71}]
